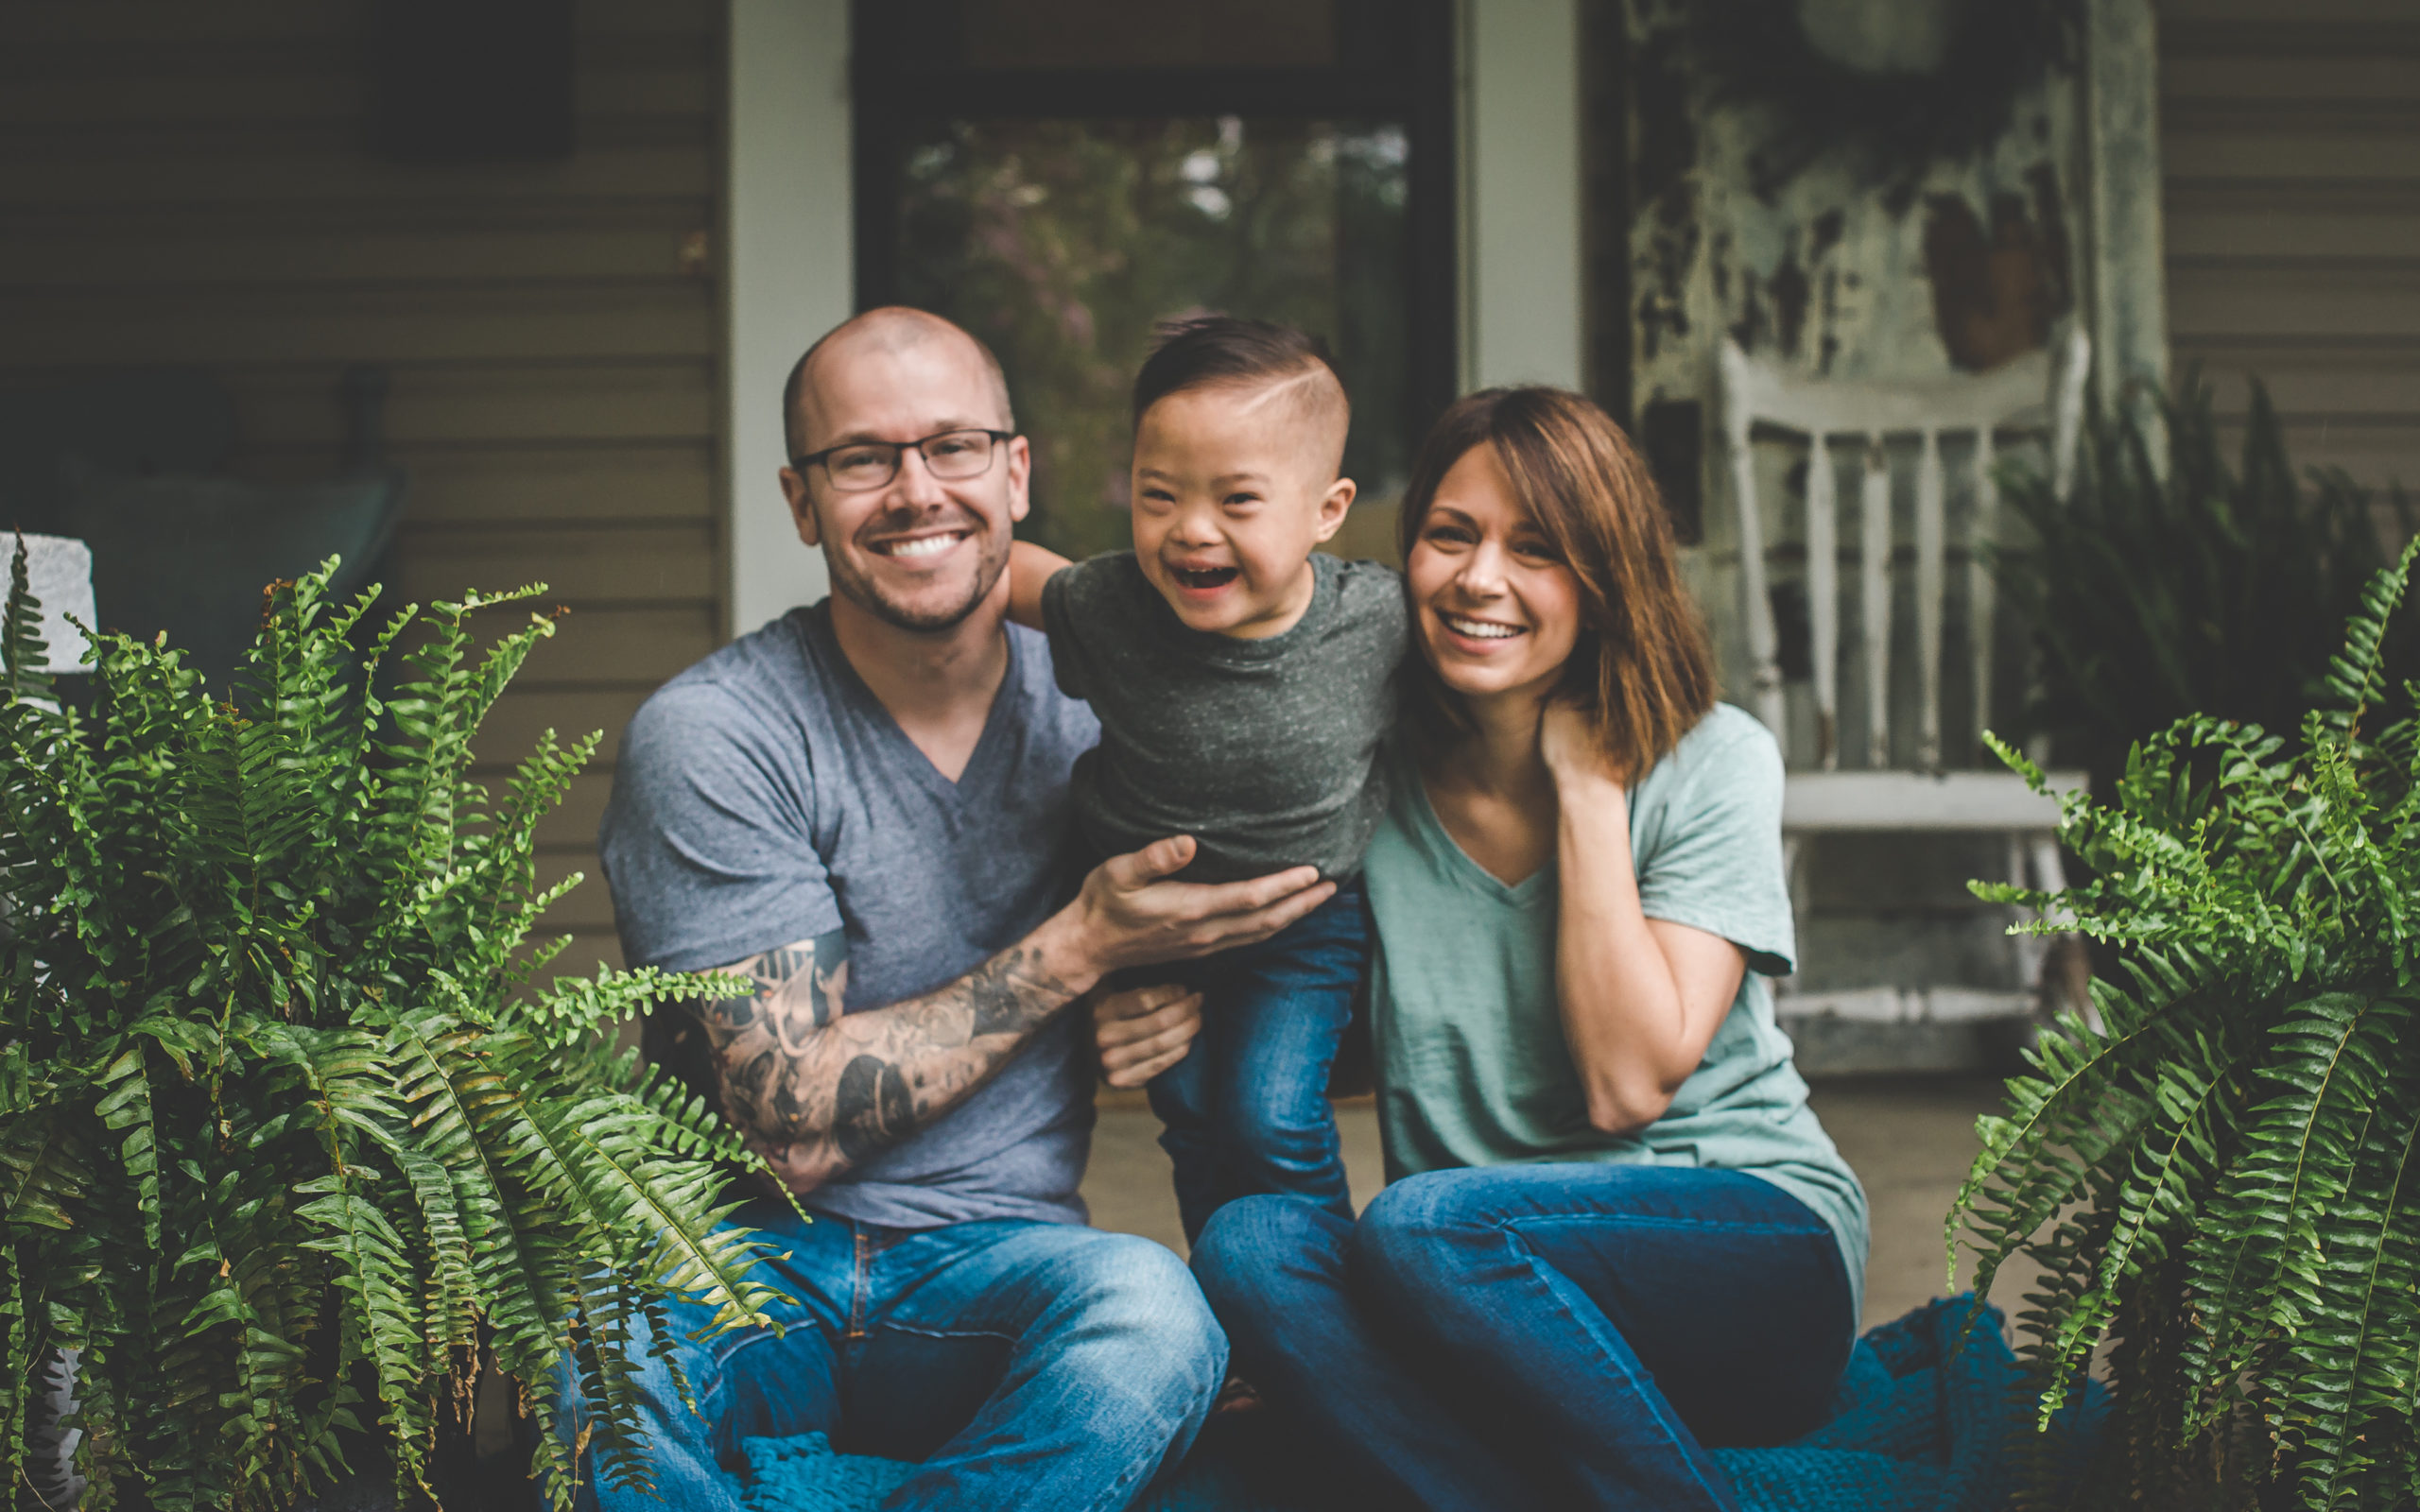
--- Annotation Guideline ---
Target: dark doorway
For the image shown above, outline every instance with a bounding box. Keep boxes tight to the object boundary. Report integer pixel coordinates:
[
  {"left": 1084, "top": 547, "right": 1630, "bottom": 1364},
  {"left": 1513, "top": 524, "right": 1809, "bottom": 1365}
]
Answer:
[{"left": 852, "top": 0, "right": 1456, "bottom": 558}]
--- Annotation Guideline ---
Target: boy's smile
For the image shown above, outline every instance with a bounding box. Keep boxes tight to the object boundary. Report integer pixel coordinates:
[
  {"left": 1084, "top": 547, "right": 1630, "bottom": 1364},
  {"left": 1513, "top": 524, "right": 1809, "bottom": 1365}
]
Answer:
[{"left": 1130, "top": 384, "right": 1357, "bottom": 640}]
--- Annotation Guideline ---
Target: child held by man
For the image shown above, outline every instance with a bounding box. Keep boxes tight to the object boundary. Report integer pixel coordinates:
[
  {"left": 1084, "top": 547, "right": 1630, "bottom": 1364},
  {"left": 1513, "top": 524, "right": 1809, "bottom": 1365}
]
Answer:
[{"left": 1009, "top": 316, "right": 1404, "bottom": 1243}]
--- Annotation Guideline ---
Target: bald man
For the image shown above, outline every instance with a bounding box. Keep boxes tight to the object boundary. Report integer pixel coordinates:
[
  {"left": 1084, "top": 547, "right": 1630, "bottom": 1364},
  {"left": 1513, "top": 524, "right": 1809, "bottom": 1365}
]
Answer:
[{"left": 572, "top": 308, "right": 1334, "bottom": 1509}]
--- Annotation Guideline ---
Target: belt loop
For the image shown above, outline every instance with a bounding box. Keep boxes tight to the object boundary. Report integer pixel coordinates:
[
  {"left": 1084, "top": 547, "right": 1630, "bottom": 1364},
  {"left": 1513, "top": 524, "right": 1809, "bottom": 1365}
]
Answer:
[{"left": 846, "top": 1223, "right": 871, "bottom": 1340}]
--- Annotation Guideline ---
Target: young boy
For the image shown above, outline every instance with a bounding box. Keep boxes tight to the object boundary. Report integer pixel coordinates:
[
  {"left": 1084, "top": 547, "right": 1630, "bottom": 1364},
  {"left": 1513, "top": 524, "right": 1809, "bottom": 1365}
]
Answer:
[{"left": 1009, "top": 316, "right": 1404, "bottom": 1244}]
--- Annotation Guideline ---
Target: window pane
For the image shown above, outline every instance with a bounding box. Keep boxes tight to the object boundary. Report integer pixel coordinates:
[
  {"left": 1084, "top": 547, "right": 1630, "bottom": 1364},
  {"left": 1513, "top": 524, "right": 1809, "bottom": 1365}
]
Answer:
[
  {"left": 912, "top": 0, "right": 1339, "bottom": 70},
  {"left": 893, "top": 116, "right": 1412, "bottom": 558}
]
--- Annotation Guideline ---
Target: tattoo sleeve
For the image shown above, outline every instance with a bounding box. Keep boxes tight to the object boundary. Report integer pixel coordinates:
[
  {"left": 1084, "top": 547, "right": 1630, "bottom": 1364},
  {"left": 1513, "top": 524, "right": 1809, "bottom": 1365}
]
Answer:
[{"left": 689, "top": 926, "right": 1082, "bottom": 1193}]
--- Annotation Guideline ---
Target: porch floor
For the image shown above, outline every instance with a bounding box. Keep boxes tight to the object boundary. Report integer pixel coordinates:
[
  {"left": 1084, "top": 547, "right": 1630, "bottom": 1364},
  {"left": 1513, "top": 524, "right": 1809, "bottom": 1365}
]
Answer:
[{"left": 1081, "top": 1075, "right": 2020, "bottom": 1334}]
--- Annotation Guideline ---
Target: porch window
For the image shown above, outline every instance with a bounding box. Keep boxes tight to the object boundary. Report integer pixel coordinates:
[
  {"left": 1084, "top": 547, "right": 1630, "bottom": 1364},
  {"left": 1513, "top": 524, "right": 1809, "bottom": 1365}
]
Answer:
[{"left": 852, "top": 0, "right": 1456, "bottom": 559}]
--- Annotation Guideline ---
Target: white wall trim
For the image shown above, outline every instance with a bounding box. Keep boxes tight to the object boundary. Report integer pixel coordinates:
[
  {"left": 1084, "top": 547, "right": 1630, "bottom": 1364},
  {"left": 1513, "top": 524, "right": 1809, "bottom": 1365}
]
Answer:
[
  {"left": 1459, "top": 0, "right": 1585, "bottom": 393},
  {"left": 725, "top": 0, "right": 851, "bottom": 641},
  {"left": 2081, "top": 0, "right": 2169, "bottom": 413}
]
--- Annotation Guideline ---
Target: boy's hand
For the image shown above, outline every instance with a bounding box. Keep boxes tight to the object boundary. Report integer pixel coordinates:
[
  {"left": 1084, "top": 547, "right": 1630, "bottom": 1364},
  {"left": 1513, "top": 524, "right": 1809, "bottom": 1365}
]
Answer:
[
  {"left": 1037, "top": 835, "right": 1334, "bottom": 988},
  {"left": 1093, "top": 982, "right": 1203, "bottom": 1088},
  {"left": 1007, "top": 539, "right": 1074, "bottom": 632}
]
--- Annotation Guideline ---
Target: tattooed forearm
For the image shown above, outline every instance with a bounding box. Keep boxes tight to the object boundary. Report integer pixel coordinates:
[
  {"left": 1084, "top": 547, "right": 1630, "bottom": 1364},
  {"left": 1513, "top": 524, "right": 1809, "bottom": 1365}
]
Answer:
[
  {"left": 832, "top": 1055, "right": 915, "bottom": 1165},
  {"left": 691, "top": 928, "right": 1082, "bottom": 1192},
  {"left": 703, "top": 940, "right": 848, "bottom": 1053}
]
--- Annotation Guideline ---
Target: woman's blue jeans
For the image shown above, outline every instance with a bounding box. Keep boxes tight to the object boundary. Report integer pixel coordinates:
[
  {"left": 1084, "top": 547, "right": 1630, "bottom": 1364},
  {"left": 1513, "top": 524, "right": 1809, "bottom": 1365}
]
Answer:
[
  {"left": 1190, "top": 1162, "right": 1855, "bottom": 1512},
  {"left": 554, "top": 1198, "right": 1225, "bottom": 1512},
  {"left": 1146, "top": 881, "right": 1368, "bottom": 1243}
]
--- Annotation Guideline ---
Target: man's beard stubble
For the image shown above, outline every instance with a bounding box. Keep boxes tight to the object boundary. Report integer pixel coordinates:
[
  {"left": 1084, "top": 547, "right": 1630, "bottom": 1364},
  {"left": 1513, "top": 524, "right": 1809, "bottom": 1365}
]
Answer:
[{"left": 826, "top": 505, "right": 1012, "bottom": 634}]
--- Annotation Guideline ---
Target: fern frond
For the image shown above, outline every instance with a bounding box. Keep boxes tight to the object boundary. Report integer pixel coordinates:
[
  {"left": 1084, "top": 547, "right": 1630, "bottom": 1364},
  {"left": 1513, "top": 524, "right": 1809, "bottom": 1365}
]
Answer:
[
  {"left": 2035, "top": 1027, "right": 2240, "bottom": 1425},
  {"left": 2316, "top": 537, "right": 2420, "bottom": 743},
  {"left": 2285, "top": 1066, "right": 2420, "bottom": 1508}
]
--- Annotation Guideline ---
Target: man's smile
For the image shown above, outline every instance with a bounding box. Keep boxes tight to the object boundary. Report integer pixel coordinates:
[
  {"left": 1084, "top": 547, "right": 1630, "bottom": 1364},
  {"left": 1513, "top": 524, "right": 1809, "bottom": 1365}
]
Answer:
[{"left": 870, "top": 527, "right": 973, "bottom": 560}]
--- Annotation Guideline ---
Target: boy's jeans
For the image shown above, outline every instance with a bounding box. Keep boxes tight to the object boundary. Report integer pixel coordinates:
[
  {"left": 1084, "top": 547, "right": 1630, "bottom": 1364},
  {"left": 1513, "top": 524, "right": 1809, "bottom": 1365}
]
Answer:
[
  {"left": 1190, "top": 1165, "right": 1856, "bottom": 1511},
  {"left": 553, "top": 1199, "right": 1225, "bottom": 1512},
  {"left": 1146, "top": 879, "right": 1369, "bottom": 1244}
]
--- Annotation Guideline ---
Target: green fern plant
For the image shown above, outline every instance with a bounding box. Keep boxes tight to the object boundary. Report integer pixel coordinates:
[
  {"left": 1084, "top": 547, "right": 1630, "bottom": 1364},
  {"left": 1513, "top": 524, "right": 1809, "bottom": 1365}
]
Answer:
[
  {"left": 1953, "top": 533, "right": 2420, "bottom": 1509},
  {"left": 0, "top": 548, "right": 788, "bottom": 1511}
]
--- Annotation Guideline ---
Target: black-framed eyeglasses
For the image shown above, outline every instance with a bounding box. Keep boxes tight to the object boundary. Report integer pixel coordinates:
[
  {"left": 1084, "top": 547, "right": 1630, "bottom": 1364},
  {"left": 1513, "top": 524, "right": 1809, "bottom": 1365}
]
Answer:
[{"left": 791, "top": 428, "right": 1014, "bottom": 492}]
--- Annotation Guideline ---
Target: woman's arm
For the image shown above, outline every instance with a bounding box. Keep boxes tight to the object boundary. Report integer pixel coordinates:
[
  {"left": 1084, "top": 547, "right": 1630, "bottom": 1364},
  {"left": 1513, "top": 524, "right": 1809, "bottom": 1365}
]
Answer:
[
  {"left": 1542, "top": 703, "right": 1746, "bottom": 1135},
  {"left": 1007, "top": 539, "right": 1074, "bottom": 631}
]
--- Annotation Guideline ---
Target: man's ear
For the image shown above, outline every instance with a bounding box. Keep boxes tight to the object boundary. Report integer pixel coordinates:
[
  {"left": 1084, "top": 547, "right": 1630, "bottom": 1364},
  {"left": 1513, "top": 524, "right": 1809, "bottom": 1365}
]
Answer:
[
  {"left": 1004, "top": 434, "right": 1032, "bottom": 525},
  {"left": 1310, "top": 475, "right": 1358, "bottom": 544},
  {"left": 780, "top": 467, "right": 821, "bottom": 547}
]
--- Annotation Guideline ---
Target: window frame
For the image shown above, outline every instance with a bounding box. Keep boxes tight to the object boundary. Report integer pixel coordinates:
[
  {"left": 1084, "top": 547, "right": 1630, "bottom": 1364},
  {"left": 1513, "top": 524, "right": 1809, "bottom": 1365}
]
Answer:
[{"left": 847, "top": 0, "right": 1461, "bottom": 445}]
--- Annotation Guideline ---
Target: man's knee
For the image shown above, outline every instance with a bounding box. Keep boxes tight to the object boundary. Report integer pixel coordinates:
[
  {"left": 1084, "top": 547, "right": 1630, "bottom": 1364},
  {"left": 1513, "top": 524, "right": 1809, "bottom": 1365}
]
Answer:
[{"left": 1050, "top": 1232, "right": 1226, "bottom": 1399}]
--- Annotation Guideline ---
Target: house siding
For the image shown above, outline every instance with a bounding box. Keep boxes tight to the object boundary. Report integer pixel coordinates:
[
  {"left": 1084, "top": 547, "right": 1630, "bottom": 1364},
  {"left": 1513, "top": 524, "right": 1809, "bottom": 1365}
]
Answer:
[
  {"left": 1, "top": 0, "right": 728, "bottom": 969},
  {"left": 2161, "top": 0, "right": 2420, "bottom": 490}
]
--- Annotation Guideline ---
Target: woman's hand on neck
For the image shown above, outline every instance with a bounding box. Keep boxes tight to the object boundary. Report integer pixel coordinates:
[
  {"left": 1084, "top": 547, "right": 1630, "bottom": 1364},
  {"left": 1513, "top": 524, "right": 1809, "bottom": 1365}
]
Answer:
[
  {"left": 1538, "top": 698, "right": 1625, "bottom": 798},
  {"left": 1448, "top": 684, "right": 1560, "bottom": 804}
]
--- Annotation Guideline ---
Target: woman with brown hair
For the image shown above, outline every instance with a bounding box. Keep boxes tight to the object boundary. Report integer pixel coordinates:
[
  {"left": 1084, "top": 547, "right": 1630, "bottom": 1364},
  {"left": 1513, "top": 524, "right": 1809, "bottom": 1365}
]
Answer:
[{"left": 1179, "top": 387, "right": 1870, "bottom": 1509}]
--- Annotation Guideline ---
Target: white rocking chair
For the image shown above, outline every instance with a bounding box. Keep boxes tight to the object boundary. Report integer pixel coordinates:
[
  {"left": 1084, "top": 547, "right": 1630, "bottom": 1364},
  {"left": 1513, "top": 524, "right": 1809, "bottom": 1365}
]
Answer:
[{"left": 1718, "top": 328, "right": 2092, "bottom": 1025}]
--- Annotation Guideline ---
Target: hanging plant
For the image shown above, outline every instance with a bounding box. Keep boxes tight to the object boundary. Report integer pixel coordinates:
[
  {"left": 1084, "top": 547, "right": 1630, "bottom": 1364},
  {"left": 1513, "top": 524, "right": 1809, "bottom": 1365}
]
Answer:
[{"left": 1684, "top": 0, "right": 2083, "bottom": 203}]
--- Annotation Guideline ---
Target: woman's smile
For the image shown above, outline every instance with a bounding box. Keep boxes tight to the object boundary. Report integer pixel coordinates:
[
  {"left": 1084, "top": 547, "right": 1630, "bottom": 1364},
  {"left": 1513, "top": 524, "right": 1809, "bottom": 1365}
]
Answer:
[{"left": 1437, "top": 610, "right": 1527, "bottom": 644}]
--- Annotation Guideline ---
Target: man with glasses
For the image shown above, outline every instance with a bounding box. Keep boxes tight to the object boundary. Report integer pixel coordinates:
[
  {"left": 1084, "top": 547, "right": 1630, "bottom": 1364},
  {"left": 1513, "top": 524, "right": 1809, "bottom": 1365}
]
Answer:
[{"left": 575, "top": 306, "right": 1332, "bottom": 1508}]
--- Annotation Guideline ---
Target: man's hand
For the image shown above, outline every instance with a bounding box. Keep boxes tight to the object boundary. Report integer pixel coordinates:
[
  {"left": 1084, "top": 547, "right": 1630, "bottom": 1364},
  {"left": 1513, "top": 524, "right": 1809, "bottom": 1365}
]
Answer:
[
  {"left": 1042, "top": 835, "right": 1335, "bottom": 988},
  {"left": 1093, "top": 982, "right": 1204, "bottom": 1089}
]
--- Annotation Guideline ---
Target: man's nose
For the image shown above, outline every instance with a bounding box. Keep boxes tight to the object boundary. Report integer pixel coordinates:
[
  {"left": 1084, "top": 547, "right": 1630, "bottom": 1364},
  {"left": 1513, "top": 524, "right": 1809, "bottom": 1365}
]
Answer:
[{"left": 890, "top": 446, "right": 951, "bottom": 508}]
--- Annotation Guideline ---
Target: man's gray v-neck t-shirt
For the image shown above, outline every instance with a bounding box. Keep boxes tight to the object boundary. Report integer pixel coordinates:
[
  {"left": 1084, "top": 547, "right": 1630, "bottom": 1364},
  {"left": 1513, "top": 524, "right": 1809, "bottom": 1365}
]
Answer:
[{"left": 598, "top": 602, "right": 1102, "bottom": 1228}]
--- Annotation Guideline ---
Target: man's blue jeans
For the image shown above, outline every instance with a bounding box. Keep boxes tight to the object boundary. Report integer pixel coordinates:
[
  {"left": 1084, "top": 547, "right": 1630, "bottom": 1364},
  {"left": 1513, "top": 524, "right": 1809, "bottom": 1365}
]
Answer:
[
  {"left": 1147, "top": 880, "right": 1368, "bottom": 1243},
  {"left": 1190, "top": 1163, "right": 1855, "bottom": 1512},
  {"left": 555, "top": 1198, "right": 1225, "bottom": 1512}
]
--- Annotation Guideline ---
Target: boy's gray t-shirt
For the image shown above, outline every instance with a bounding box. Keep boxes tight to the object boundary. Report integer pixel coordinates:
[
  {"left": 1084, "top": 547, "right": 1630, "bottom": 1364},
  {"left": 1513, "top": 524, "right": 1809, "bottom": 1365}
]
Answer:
[
  {"left": 598, "top": 603, "right": 1102, "bottom": 1228},
  {"left": 1039, "top": 550, "right": 1407, "bottom": 884}
]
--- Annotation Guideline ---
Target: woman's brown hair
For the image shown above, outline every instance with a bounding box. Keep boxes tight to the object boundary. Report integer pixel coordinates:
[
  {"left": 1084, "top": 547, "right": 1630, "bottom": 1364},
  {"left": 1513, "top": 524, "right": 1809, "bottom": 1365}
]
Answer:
[{"left": 1395, "top": 386, "right": 1718, "bottom": 783}]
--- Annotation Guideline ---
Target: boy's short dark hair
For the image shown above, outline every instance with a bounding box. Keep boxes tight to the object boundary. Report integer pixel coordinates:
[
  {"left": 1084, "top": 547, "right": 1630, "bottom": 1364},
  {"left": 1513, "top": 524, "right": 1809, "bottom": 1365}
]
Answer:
[{"left": 1132, "top": 315, "right": 1349, "bottom": 430}]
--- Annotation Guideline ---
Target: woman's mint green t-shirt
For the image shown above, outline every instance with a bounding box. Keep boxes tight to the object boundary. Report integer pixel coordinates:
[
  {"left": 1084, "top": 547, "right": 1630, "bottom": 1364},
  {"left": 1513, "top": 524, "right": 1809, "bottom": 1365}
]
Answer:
[{"left": 1364, "top": 702, "right": 1870, "bottom": 1312}]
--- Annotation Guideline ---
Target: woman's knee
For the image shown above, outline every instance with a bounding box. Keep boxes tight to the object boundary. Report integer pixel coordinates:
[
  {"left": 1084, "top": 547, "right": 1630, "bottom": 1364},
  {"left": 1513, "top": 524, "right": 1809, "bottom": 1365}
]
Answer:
[
  {"left": 1357, "top": 1168, "right": 1497, "bottom": 1250},
  {"left": 1191, "top": 1194, "right": 1348, "bottom": 1318},
  {"left": 1349, "top": 1169, "right": 1518, "bottom": 1310}
]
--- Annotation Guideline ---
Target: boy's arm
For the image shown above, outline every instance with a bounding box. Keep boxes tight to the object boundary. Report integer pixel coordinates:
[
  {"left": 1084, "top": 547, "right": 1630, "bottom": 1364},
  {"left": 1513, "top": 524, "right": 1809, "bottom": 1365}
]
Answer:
[{"left": 1008, "top": 539, "right": 1075, "bottom": 632}]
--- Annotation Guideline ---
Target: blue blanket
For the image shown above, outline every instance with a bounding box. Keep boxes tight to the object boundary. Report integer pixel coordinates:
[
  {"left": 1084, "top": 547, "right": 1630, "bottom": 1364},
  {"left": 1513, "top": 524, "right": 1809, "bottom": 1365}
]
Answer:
[
  {"left": 737, "top": 1297, "right": 2105, "bottom": 1512},
  {"left": 1707, "top": 1297, "right": 2106, "bottom": 1512}
]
